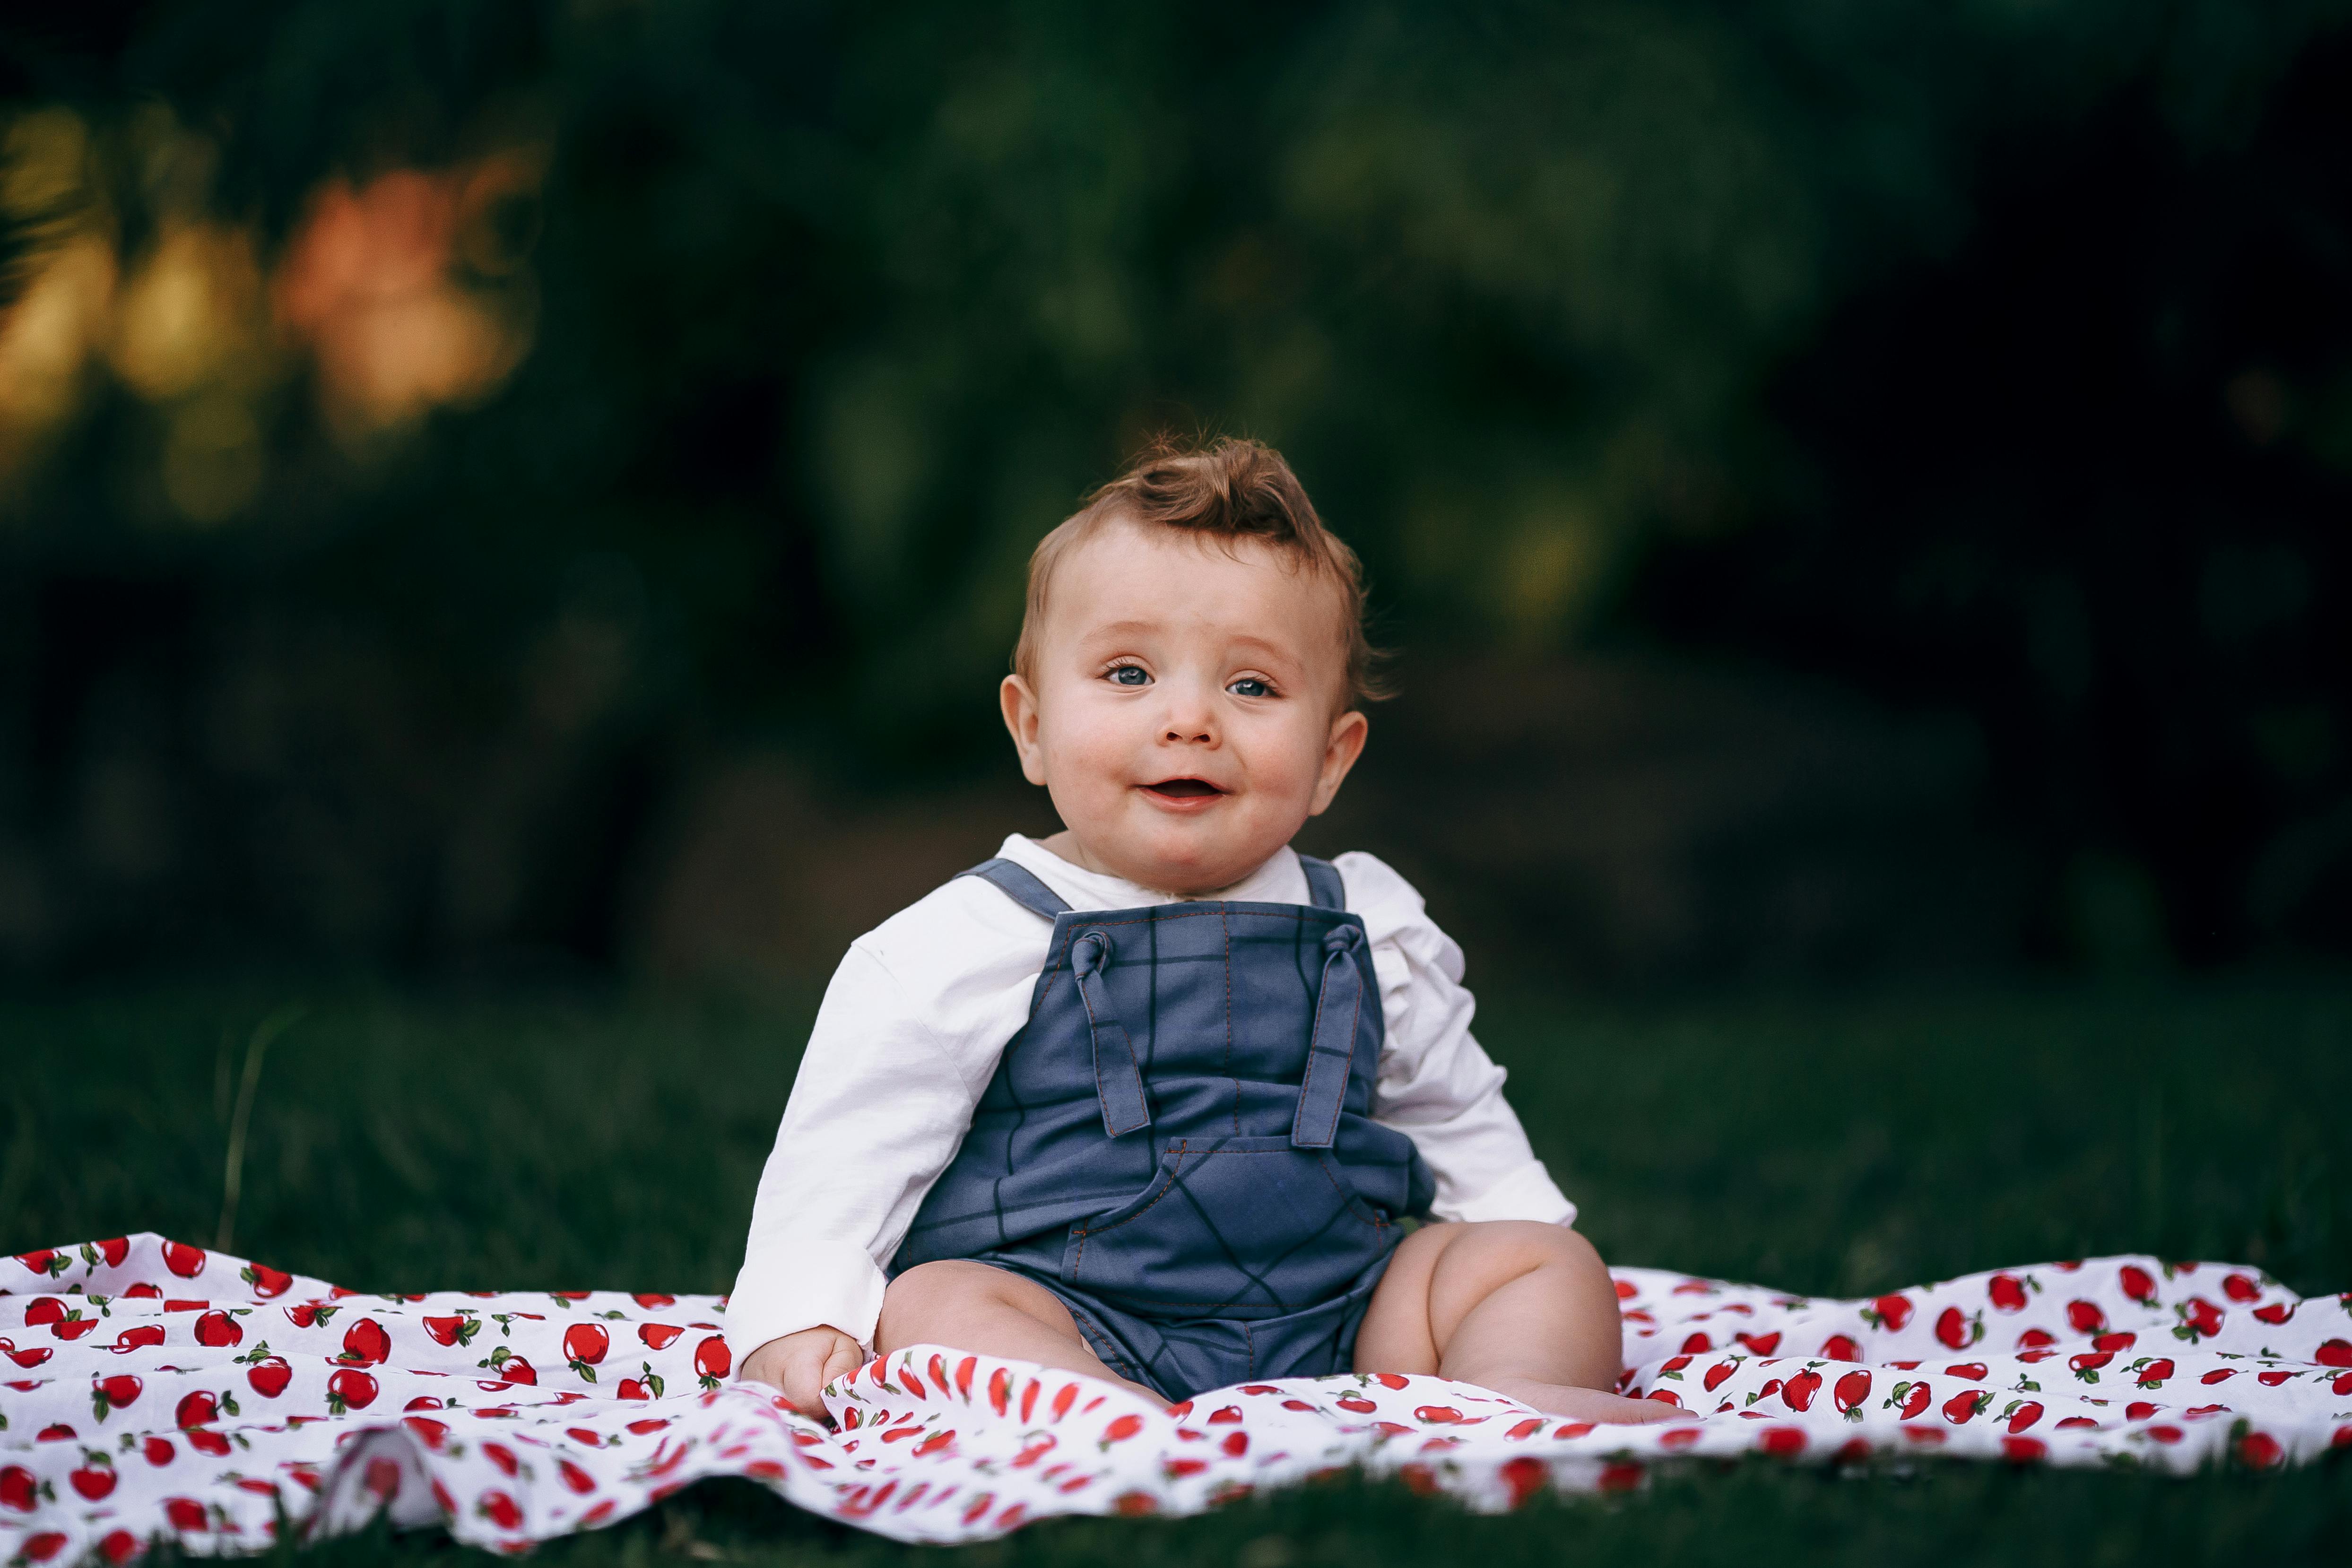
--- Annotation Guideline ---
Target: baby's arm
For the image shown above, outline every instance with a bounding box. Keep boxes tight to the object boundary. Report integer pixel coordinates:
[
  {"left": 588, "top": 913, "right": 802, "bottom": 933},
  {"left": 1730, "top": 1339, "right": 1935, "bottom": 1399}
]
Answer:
[
  {"left": 1335, "top": 852, "right": 1575, "bottom": 1222},
  {"left": 728, "top": 945, "right": 986, "bottom": 1414}
]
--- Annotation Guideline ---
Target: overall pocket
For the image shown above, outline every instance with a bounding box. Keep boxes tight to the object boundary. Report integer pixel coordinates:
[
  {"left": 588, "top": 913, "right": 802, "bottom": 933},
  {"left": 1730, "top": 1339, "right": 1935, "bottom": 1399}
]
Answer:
[{"left": 1062, "top": 1135, "right": 1391, "bottom": 1318}]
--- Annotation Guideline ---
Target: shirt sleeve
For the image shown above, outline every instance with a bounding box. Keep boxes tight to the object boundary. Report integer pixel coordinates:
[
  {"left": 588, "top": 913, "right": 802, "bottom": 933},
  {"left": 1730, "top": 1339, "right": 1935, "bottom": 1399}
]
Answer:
[
  {"left": 1337, "top": 852, "right": 1580, "bottom": 1229},
  {"left": 725, "top": 944, "right": 989, "bottom": 1364}
]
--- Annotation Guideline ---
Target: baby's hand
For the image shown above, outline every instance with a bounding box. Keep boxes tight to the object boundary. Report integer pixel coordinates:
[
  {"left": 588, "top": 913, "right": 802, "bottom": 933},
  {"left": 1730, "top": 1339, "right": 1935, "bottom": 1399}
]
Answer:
[{"left": 739, "top": 1326, "right": 864, "bottom": 1421}]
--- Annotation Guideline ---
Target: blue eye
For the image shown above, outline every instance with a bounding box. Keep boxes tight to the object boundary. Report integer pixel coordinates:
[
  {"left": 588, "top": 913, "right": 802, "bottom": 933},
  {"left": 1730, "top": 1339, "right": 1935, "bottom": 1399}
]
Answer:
[
  {"left": 1228, "top": 677, "right": 1270, "bottom": 698},
  {"left": 1108, "top": 665, "right": 1150, "bottom": 686}
]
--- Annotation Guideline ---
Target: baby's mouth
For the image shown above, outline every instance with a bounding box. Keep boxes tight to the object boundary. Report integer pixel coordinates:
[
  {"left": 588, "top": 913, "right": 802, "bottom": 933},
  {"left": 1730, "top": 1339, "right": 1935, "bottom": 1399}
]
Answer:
[{"left": 1140, "top": 778, "right": 1226, "bottom": 802}]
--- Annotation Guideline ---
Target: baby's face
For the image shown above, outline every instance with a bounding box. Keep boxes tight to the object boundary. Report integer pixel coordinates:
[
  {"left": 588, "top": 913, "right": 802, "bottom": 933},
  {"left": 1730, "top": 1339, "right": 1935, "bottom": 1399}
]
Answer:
[{"left": 1002, "top": 519, "right": 1367, "bottom": 895}]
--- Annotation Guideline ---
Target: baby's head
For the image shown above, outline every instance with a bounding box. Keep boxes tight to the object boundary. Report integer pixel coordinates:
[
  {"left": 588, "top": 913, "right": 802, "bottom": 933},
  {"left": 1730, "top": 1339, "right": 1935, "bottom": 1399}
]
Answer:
[{"left": 1001, "top": 436, "right": 1379, "bottom": 894}]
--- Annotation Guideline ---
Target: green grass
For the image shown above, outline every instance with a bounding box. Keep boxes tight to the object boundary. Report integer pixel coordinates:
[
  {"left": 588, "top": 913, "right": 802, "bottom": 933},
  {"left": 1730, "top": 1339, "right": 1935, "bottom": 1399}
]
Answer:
[{"left": 6, "top": 979, "right": 2352, "bottom": 1566}]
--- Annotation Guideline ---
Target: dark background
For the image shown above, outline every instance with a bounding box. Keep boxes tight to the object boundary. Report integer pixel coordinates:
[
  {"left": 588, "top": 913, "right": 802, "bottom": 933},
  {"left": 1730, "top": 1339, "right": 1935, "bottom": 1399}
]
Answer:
[{"left": 5, "top": 0, "right": 2352, "bottom": 992}]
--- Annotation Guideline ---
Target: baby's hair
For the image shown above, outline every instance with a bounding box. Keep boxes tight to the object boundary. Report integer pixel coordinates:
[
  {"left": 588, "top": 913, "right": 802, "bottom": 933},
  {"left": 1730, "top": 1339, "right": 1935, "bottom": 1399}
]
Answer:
[{"left": 1014, "top": 434, "right": 1387, "bottom": 709}]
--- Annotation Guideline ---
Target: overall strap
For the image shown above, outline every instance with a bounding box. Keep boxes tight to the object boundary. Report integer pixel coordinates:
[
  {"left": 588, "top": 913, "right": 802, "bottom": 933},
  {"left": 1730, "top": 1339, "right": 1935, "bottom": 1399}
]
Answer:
[
  {"left": 1297, "top": 853, "right": 1346, "bottom": 910},
  {"left": 956, "top": 858, "right": 1071, "bottom": 919},
  {"left": 1071, "top": 930, "right": 1153, "bottom": 1137},
  {"left": 1292, "top": 921, "right": 1366, "bottom": 1149}
]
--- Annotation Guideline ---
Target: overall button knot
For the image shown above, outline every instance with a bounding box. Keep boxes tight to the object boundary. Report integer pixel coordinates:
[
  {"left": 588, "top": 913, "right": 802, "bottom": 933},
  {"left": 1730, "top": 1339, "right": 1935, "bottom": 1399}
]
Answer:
[
  {"left": 1073, "top": 929, "right": 1113, "bottom": 978},
  {"left": 1321, "top": 923, "right": 1363, "bottom": 957}
]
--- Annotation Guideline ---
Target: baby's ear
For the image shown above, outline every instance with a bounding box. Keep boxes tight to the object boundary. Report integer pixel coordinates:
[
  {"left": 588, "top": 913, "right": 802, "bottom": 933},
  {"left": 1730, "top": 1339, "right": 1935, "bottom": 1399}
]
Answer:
[
  {"left": 1311, "top": 708, "right": 1369, "bottom": 815},
  {"left": 999, "top": 675, "right": 1050, "bottom": 786}
]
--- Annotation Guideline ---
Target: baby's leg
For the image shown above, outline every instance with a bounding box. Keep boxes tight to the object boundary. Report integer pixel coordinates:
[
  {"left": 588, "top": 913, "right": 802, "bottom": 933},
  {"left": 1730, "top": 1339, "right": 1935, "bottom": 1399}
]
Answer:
[
  {"left": 1355, "top": 1221, "right": 1676, "bottom": 1424},
  {"left": 876, "top": 1261, "right": 1169, "bottom": 1409}
]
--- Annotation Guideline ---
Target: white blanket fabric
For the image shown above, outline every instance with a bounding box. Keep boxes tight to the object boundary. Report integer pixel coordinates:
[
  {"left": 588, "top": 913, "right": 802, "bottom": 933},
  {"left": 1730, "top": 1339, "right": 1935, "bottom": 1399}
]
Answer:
[{"left": 2, "top": 1235, "right": 2345, "bottom": 1560}]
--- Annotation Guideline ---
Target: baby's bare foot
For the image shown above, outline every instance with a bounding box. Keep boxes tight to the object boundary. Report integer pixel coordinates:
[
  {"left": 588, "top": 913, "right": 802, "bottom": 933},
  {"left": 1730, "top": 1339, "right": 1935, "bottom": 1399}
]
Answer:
[{"left": 1482, "top": 1377, "right": 1686, "bottom": 1424}]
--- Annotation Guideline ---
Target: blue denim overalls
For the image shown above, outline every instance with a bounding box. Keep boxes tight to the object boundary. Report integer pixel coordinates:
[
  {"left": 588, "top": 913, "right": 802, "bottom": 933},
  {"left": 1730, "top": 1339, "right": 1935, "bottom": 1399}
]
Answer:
[{"left": 893, "top": 854, "right": 1437, "bottom": 1400}]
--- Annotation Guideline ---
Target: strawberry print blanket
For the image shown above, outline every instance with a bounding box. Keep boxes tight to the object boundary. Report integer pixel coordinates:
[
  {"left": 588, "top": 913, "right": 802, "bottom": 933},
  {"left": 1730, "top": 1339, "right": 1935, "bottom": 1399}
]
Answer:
[{"left": 3, "top": 1236, "right": 2347, "bottom": 1562}]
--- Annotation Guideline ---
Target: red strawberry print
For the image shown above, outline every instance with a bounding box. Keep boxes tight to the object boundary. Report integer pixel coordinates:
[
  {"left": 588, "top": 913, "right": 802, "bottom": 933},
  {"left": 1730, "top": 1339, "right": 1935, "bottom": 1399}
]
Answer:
[
  {"left": 1782, "top": 1369, "right": 1823, "bottom": 1412},
  {"left": 35, "top": 1425, "right": 75, "bottom": 1442},
  {"left": 404, "top": 1418, "right": 451, "bottom": 1450},
  {"left": 1886, "top": 1381, "right": 1931, "bottom": 1419},
  {"left": 478, "top": 1490, "right": 522, "bottom": 1530},
  {"left": 633, "top": 1293, "right": 675, "bottom": 1309},
  {"left": 2066, "top": 1299, "right": 2106, "bottom": 1333},
  {"left": 2091, "top": 1331, "right": 2136, "bottom": 1352},
  {"left": 616, "top": 1378, "right": 650, "bottom": 1400},
  {"left": 2126, "top": 1401, "right": 2158, "bottom": 1421},
  {"left": 2222, "top": 1273, "right": 2260, "bottom": 1302},
  {"left": 327, "top": 1368, "right": 379, "bottom": 1413},
  {"left": 694, "top": 1334, "right": 730, "bottom": 1390},
  {"left": 162, "top": 1242, "right": 207, "bottom": 1278},
  {"left": 564, "top": 1323, "right": 610, "bottom": 1379},
  {"left": 2239, "top": 1431, "right": 2283, "bottom": 1468},
  {"left": 165, "top": 1497, "right": 207, "bottom": 1531},
  {"left": 1832, "top": 1371, "right": 1872, "bottom": 1419},
  {"left": 23, "top": 1299, "right": 64, "bottom": 1326},
  {"left": 1703, "top": 1361, "right": 1738, "bottom": 1393},
  {"left": 639, "top": 1323, "right": 683, "bottom": 1350},
  {"left": 1864, "top": 1295, "right": 1913, "bottom": 1332},
  {"left": 0, "top": 1339, "right": 52, "bottom": 1369},
  {"left": 1613, "top": 1279, "right": 1636, "bottom": 1300},
  {"left": 1101, "top": 1414, "right": 1145, "bottom": 1448},
  {"left": 2002, "top": 1436, "right": 2047, "bottom": 1462},
  {"left": 94, "top": 1373, "right": 142, "bottom": 1418},
  {"left": 558, "top": 1458, "right": 596, "bottom": 1493},
  {"left": 1, "top": 1464, "right": 37, "bottom": 1510},
  {"left": 340, "top": 1318, "right": 391, "bottom": 1365},
  {"left": 246, "top": 1356, "right": 292, "bottom": 1398},
  {"left": 423, "top": 1315, "right": 477, "bottom": 1347},
  {"left": 1944, "top": 1362, "right": 1987, "bottom": 1381},
  {"left": 284, "top": 1302, "right": 333, "bottom": 1329},
  {"left": 2070, "top": 1351, "right": 2112, "bottom": 1381},
  {"left": 107, "top": 1324, "right": 166, "bottom": 1354},
  {"left": 51, "top": 1316, "right": 97, "bottom": 1342},
  {"left": 1337, "top": 1395, "right": 1377, "bottom": 1413},
  {"left": 1987, "top": 1273, "right": 2030, "bottom": 1312},
  {"left": 2173, "top": 1298, "right": 2223, "bottom": 1341},
  {"left": 1935, "top": 1307, "right": 1982, "bottom": 1350},
  {"left": 143, "top": 1437, "right": 175, "bottom": 1466},
  {"left": 1819, "top": 1334, "right": 1861, "bottom": 1362},
  {"left": 2314, "top": 1339, "right": 2352, "bottom": 1368},
  {"left": 70, "top": 1456, "right": 117, "bottom": 1500},
  {"left": 194, "top": 1310, "right": 243, "bottom": 1348},
  {"left": 1414, "top": 1406, "right": 1465, "bottom": 1424},
  {"left": 2118, "top": 1265, "right": 2156, "bottom": 1303},
  {"left": 186, "top": 1430, "right": 231, "bottom": 1457},
  {"left": 174, "top": 1391, "right": 219, "bottom": 1428},
  {"left": 15, "top": 1250, "right": 65, "bottom": 1278},
  {"left": 1942, "top": 1390, "right": 1991, "bottom": 1425},
  {"left": 2005, "top": 1401, "right": 2045, "bottom": 1433},
  {"left": 2016, "top": 1328, "right": 2056, "bottom": 1350},
  {"left": 1498, "top": 1454, "right": 1549, "bottom": 1507},
  {"left": 2134, "top": 1358, "right": 2176, "bottom": 1387},
  {"left": 1735, "top": 1332, "right": 1781, "bottom": 1354},
  {"left": 1370, "top": 1372, "right": 1409, "bottom": 1389},
  {"left": 1679, "top": 1332, "right": 1712, "bottom": 1353},
  {"left": 241, "top": 1264, "right": 293, "bottom": 1298},
  {"left": 20, "top": 1536, "right": 67, "bottom": 1564}
]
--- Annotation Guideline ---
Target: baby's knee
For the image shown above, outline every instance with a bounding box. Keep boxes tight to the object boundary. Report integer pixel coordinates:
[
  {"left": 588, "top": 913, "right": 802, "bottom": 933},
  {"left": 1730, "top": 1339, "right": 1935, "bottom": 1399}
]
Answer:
[
  {"left": 1451, "top": 1219, "right": 1605, "bottom": 1279},
  {"left": 877, "top": 1260, "right": 1013, "bottom": 1350}
]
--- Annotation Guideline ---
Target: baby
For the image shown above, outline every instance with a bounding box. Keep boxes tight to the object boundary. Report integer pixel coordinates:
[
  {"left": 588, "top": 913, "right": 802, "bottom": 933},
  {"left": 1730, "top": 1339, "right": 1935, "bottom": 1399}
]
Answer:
[{"left": 729, "top": 437, "right": 1669, "bottom": 1424}]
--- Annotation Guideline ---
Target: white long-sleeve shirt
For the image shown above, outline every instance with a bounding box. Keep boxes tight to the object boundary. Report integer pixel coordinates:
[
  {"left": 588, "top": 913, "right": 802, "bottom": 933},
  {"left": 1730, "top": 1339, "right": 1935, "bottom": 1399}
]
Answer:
[{"left": 725, "top": 834, "right": 1575, "bottom": 1364}]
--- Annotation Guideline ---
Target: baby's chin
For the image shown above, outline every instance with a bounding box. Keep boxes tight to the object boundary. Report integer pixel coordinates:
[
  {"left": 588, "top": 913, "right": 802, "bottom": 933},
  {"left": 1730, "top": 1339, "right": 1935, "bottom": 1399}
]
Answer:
[{"left": 1092, "top": 810, "right": 1300, "bottom": 897}]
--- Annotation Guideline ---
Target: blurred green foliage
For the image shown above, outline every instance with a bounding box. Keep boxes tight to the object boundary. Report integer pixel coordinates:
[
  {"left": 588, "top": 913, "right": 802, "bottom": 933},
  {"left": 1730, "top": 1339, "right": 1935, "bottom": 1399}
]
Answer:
[{"left": 2, "top": 1, "right": 2352, "bottom": 973}]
